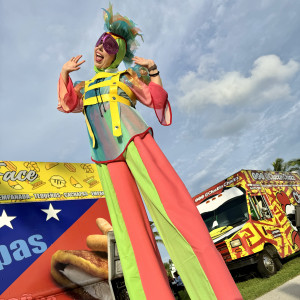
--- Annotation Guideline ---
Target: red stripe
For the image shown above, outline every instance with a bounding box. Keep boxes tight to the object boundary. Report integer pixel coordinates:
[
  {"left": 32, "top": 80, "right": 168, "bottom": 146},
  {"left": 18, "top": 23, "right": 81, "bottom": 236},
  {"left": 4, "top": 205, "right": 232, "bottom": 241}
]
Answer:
[
  {"left": 107, "top": 161, "right": 174, "bottom": 299},
  {"left": 133, "top": 134, "right": 242, "bottom": 300}
]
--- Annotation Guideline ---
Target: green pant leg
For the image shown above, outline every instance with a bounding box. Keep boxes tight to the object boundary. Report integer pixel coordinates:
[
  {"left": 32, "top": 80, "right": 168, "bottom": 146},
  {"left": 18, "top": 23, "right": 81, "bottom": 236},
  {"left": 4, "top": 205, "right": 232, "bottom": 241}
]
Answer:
[
  {"left": 95, "top": 163, "right": 147, "bottom": 300},
  {"left": 126, "top": 141, "right": 217, "bottom": 300}
]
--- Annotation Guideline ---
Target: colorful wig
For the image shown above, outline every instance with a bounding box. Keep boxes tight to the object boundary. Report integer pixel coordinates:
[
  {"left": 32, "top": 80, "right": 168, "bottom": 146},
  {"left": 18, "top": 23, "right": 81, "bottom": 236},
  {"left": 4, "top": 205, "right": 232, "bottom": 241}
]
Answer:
[{"left": 102, "top": 3, "right": 143, "bottom": 69}]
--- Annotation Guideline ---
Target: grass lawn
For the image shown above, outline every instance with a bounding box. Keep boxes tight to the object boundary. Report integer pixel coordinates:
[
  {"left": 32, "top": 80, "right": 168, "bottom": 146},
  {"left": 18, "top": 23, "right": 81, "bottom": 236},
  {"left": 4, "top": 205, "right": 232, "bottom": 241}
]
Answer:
[
  {"left": 237, "top": 254, "right": 300, "bottom": 300},
  {"left": 174, "top": 253, "right": 300, "bottom": 300},
  {"left": 176, "top": 289, "right": 191, "bottom": 300}
]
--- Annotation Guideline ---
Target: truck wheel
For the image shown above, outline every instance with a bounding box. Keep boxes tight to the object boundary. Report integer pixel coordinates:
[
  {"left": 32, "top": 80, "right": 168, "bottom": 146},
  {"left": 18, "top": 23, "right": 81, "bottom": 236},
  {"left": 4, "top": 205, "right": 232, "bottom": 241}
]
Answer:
[
  {"left": 257, "top": 250, "right": 277, "bottom": 277},
  {"left": 274, "top": 257, "right": 283, "bottom": 271},
  {"left": 265, "top": 244, "right": 283, "bottom": 271}
]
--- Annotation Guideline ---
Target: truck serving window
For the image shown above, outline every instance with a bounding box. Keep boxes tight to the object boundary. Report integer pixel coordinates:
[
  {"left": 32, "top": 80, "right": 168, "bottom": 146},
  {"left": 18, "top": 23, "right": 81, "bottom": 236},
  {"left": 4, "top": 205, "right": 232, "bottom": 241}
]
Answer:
[
  {"left": 249, "top": 194, "right": 272, "bottom": 220},
  {"left": 201, "top": 191, "right": 248, "bottom": 232}
]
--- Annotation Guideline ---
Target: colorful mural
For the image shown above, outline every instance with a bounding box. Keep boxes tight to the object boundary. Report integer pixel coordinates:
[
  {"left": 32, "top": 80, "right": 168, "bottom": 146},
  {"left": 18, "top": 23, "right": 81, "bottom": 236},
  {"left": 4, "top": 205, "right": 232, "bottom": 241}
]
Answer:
[{"left": 193, "top": 170, "right": 300, "bottom": 272}]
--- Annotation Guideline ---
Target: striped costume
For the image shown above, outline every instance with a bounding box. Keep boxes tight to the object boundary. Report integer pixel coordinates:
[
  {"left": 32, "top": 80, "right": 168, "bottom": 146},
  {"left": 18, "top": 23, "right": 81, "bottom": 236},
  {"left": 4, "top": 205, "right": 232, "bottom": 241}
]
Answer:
[{"left": 57, "top": 67, "right": 242, "bottom": 300}]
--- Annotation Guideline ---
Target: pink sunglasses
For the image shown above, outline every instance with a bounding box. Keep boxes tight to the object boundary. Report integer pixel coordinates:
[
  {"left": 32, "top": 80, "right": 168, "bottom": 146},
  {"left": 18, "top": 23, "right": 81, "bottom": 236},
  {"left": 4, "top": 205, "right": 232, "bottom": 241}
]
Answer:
[{"left": 95, "top": 33, "right": 119, "bottom": 55}]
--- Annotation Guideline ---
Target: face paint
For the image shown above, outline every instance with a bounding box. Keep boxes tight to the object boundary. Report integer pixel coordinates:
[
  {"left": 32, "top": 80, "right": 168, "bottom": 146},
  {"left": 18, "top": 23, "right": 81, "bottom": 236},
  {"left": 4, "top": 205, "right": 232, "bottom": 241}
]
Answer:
[{"left": 95, "top": 33, "right": 119, "bottom": 55}]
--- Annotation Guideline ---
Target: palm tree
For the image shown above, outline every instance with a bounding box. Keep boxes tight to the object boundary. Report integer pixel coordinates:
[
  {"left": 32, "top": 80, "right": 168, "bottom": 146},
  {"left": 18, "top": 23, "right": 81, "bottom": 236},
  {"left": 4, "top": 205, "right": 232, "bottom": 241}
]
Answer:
[
  {"left": 150, "top": 221, "right": 163, "bottom": 244},
  {"left": 163, "top": 259, "right": 174, "bottom": 277},
  {"left": 272, "top": 158, "right": 286, "bottom": 171},
  {"left": 286, "top": 159, "right": 300, "bottom": 173},
  {"left": 164, "top": 261, "right": 172, "bottom": 277},
  {"left": 271, "top": 158, "right": 300, "bottom": 174}
]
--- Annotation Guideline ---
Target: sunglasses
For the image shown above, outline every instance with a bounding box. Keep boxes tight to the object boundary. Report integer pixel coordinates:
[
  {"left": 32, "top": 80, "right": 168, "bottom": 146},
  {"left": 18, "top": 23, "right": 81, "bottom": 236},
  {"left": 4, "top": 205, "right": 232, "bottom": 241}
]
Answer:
[{"left": 95, "top": 32, "right": 119, "bottom": 55}]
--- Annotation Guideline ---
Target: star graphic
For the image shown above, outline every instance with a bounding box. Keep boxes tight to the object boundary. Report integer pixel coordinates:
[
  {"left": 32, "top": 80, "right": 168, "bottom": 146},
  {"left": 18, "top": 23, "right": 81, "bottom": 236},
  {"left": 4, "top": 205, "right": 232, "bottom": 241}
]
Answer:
[
  {"left": 0, "top": 210, "right": 17, "bottom": 229},
  {"left": 41, "top": 203, "right": 61, "bottom": 221}
]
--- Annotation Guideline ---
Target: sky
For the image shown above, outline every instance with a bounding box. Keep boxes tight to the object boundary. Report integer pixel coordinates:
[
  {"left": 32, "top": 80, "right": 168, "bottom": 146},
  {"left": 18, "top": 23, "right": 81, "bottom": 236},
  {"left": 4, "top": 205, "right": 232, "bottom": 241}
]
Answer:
[{"left": 1, "top": 0, "right": 300, "bottom": 261}]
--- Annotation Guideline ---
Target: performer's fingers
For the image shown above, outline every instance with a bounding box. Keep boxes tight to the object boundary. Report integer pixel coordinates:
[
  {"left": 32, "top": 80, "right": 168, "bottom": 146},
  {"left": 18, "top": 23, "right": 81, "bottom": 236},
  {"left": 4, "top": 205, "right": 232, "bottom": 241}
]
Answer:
[
  {"left": 77, "top": 60, "right": 86, "bottom": 66},
  {"left": 96, "top": 218, "right": 113, "bottom": 234},
  {"left": 74, "top": 55, "right": 83, "bottom": 62},
  {"left": 87, "top": 234, "right": 108, "bottom": 251}
]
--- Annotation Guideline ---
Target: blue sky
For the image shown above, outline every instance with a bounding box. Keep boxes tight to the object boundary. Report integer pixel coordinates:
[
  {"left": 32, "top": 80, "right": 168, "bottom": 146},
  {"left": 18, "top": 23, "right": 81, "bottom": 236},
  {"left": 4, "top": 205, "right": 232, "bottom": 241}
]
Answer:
[{"left": 1, "top": 0, "right": 300, "bottom": 261}]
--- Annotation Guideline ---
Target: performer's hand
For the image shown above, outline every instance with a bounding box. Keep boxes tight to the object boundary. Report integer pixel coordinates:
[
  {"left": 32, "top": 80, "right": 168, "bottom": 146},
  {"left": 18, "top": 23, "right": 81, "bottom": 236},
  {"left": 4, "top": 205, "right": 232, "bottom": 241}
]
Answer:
[
  {"left": 62, "top": 55, "right": 85, "bottom": 73},
  {"left": 132, "top": 56, "right": 163, "bottom": 87},
  {"left": 132, "top": 56, "right": 155, "bottom": 70},
  {"left": 61, "top": 55, "right": 85, "bottom": 84}
]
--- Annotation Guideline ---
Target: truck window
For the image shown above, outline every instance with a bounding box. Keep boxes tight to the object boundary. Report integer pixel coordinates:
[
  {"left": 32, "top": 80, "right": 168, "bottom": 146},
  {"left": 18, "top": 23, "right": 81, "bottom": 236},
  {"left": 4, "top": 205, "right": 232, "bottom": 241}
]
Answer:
[
  {"left": 201, "top": 193, "right": 249, "bottom": 232},
  {"left": 249, "top": 194, "right": 272, "bottom": 220},
  {"left": 249, "top": 197, "right": 260, "bottom": 220},
  {"left": 201, "top": 210, "right": 215, "bottom": 231}
]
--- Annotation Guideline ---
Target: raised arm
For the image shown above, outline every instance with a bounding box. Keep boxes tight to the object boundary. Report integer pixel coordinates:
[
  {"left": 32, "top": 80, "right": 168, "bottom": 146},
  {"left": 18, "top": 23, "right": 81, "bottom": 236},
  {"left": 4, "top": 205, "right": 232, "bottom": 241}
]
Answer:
[
  {"left": 126, "top": 58, "right": 172, "bottom": 126},
  {"left": 58, "top": 55, "right": 85, "bottom": 113},
  {"left": 132, "top": 56, "right": 163, "bottom": 87},
  {"left": 61, "top": 55, "right": 86, "bottom": 85}
]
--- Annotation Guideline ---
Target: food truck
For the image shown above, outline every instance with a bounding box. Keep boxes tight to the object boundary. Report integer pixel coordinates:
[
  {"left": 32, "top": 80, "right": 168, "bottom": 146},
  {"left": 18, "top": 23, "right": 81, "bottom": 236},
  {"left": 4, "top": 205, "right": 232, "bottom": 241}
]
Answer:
[
  {"left": 193, "top": 170, "right": 300, "bottom": 277},
  {"left": 0, "top": 160, "right": 128, "bottom": 300}
]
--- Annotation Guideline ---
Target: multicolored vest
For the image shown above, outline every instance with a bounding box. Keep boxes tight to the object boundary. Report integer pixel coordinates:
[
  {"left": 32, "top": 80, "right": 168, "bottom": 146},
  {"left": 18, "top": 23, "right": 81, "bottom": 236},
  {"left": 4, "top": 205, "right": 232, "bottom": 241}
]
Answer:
[{"left": 83, "top": 71, "right": 137, "bottom": 147}]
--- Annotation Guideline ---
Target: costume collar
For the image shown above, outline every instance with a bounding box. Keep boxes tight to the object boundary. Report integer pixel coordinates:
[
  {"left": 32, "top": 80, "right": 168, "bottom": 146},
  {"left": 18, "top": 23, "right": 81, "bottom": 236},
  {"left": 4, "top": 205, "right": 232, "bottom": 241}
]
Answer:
[
  {"left": 105, "top": 68, "right": 118, "bottom": 73},
  {"left": 94, "top": 65, "right": 119, "bottom": 74}
]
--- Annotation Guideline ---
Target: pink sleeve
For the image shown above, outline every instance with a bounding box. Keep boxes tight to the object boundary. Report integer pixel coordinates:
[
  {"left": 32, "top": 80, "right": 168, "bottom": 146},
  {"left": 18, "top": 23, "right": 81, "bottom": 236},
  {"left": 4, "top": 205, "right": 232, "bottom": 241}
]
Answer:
[
  {"left": 57, "top": 73, "right": 84, "bottom": 113},
  {"left": 130, "top": 81, "right": 172, "bottom": 126}
]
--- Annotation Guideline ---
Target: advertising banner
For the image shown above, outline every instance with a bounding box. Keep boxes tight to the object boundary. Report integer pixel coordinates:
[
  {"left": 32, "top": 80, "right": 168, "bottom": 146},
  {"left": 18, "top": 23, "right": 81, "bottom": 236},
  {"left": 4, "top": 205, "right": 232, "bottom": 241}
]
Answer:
[
  {"left": 0, "top": 161, "right": 112, "bottom": 300},
  {"left": 0, "top": 161, "right": 104, "bottom": 203}
]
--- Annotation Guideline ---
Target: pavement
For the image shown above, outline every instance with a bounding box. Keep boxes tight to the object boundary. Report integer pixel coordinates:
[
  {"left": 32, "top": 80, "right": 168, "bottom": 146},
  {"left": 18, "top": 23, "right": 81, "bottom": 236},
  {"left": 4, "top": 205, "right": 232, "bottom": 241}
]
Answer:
[{"left": 256, "top": 275, "right": 300, "bottom": 300}]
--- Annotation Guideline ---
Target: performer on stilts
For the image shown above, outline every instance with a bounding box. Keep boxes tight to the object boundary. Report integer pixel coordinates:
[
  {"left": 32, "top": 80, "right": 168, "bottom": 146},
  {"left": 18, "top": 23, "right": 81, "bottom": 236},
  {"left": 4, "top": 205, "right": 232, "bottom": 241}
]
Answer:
[{"left": 57, "top": 4, "right": 242, "bottom": 300}]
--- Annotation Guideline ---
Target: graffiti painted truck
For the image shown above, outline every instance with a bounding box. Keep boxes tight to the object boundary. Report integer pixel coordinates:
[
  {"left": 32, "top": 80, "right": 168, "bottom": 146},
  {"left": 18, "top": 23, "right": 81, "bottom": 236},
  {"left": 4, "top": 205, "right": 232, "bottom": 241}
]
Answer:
[
  {"left": 193, "top": 170, "right": 300, "bottom": 277},
  {"left": 0, "top": 160, "right": 128, "bottom": 300}
]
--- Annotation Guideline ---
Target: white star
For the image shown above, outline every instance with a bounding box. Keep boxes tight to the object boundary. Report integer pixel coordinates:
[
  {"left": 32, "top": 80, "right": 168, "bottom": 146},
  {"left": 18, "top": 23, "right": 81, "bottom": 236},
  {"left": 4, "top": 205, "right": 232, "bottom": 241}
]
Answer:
[
  {"left": 0, "top": 210, "right": 17, "bottom": 229},
  {"left": 41, "top": 203, "right": 61, "bottom": 221}
]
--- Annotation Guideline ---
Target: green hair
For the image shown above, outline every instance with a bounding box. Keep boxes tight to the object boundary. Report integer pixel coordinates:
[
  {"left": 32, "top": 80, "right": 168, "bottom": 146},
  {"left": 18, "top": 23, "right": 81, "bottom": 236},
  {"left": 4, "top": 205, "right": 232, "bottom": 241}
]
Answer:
[
  {"left": 102, "top": 3, "right": 143, "bottom": 68},
  {"left": 94, "top": 4, "right": 143, "bottom": 72}
]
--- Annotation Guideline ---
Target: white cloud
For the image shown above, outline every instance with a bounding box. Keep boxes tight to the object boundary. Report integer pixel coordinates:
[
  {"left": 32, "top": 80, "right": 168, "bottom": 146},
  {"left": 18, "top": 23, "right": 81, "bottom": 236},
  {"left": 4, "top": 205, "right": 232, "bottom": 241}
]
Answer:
[
  {"left": 202, "top": 113, "right": 252, "bottom": 138},
  {"left": 279, "top": 101, "right": 300, "bottom": 121},
  {"left": 177, "top": 55, "right": 299, "bottom": 111}
]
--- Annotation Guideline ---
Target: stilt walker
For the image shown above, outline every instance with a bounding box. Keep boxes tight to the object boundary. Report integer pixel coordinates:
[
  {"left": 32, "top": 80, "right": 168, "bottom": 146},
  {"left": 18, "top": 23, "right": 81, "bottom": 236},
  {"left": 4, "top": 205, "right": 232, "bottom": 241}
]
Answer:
[{"left": 57, "top": 4, "right": 242, "bottom": 300}]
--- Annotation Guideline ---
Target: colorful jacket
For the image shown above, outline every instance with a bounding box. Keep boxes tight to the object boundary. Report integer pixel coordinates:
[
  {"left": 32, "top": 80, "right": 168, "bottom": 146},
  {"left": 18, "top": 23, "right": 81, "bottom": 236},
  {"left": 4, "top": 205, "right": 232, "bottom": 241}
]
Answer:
[{"left": 57, "top": 68, "right": 172, "bottom": 163}]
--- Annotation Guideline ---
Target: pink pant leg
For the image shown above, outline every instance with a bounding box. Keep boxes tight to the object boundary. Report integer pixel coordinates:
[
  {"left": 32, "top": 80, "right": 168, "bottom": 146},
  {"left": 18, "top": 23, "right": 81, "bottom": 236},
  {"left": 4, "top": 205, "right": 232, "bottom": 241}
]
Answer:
[
  {"left": 107, "top": 160, "right": 175, "bottom": 299},
  {"left": 133, "top": 134, "right": 242, "bottom": 300}
]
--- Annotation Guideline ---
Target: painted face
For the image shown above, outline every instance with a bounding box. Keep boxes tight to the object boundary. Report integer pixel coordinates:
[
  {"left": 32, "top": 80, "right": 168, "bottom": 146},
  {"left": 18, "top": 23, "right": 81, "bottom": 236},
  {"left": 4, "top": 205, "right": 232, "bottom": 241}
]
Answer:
[{"left": 94, "top": 43, "right": 116, "bottom": 69}]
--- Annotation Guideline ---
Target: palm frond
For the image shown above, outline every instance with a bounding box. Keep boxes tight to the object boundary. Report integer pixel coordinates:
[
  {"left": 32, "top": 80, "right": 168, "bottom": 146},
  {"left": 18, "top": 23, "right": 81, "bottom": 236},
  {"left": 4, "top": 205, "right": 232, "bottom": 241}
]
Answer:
[{"left": 149, "top": 221, "right": 163, "bottom": 244}]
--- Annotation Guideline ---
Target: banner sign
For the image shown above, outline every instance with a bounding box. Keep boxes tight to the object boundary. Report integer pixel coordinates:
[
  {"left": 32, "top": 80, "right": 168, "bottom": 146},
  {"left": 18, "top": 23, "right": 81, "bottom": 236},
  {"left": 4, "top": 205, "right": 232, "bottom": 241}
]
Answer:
[
  {"left": 0, "top": 161, "right": 104, "bottom": 203},
  {"left": 0, "top": 161, "right": 112, "bottom": 300}
]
